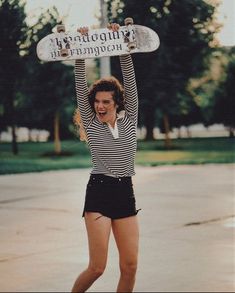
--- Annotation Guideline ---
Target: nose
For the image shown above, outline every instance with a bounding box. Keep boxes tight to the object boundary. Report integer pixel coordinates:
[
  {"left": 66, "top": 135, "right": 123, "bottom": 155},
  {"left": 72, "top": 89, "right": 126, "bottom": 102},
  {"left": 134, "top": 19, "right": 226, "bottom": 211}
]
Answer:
[{"left": 97, "top": 102, "right": 105, "bottom": 110}]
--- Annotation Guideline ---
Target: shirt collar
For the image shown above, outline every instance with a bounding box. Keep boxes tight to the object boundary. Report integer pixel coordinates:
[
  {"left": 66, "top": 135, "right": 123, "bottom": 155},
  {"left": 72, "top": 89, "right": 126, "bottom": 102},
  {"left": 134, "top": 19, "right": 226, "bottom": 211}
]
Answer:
[{"left": 117, "top": 110, "right": 125, "bottom": 120}]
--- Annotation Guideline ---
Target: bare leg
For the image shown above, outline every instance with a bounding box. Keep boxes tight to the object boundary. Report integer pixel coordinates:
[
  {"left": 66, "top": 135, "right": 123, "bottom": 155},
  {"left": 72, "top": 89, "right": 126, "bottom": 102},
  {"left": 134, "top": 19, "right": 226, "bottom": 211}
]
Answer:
[
  {"left": 71, "top": 212, "right": 111, "bottom": 292},
  {"left": 112, "top": 216, "right": 139, "bottom": 292}
]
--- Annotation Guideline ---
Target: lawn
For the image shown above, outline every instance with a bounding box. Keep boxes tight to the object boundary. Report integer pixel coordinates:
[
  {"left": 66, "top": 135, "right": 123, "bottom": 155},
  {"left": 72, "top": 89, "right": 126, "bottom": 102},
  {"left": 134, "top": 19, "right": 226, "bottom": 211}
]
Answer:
[
  {"left": 136, "top": 137, "right": 235, "bottom": 166},
  {"left": 0, "top": 137, "right": 234, "bottom": 174}
]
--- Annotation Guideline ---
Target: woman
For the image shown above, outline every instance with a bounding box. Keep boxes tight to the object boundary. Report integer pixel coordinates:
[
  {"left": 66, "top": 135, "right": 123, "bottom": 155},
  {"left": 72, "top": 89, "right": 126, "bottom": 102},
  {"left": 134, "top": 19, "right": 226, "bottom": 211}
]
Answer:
[{"left": 72, "top": 23, "right": 140, "bottom": 293}]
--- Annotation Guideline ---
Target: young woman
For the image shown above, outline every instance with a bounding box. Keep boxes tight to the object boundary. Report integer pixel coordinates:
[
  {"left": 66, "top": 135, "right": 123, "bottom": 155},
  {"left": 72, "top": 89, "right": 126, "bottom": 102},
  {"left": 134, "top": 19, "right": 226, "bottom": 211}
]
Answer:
[{"left": 72, "top": 23, "right": 140, "bottom": 293}]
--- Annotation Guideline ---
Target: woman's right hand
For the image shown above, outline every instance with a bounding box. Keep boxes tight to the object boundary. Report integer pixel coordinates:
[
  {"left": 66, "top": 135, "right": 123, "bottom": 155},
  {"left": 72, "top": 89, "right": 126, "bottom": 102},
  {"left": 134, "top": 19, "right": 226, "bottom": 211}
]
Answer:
[{"left": 77, "top": 26, "right": 89, "bottom": 35}]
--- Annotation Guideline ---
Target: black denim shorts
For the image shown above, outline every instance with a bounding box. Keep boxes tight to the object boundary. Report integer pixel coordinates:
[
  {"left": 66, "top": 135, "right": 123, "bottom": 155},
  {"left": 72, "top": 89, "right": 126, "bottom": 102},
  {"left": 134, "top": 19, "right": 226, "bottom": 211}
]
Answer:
[{"left": 82, "top": 174, "right": 140, "bottom": 220}]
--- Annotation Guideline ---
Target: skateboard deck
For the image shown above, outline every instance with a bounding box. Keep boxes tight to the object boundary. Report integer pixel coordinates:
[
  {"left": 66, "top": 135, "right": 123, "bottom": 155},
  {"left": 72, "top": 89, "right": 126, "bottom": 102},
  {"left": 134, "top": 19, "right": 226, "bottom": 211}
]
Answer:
[{"left": 36, "top": 23, "right": 160, "bottom": 62}]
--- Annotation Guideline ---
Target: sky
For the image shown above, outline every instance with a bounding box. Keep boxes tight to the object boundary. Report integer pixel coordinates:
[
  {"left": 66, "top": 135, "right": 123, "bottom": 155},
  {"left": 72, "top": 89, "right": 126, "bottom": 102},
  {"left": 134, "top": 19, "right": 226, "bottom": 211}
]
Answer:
[{"left": 25, "top": 0, "right": 235, "bottom": 46}]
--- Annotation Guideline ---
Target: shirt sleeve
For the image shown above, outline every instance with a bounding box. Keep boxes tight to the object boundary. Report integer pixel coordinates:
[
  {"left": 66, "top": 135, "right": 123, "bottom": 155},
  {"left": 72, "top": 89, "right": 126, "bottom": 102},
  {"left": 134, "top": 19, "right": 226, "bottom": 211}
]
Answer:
[
  {"left": 119, "top": 54, "right": 138, "bottom": 125},
  {"left": 74, "top": 59, "right": 94, "bottom": 128}
]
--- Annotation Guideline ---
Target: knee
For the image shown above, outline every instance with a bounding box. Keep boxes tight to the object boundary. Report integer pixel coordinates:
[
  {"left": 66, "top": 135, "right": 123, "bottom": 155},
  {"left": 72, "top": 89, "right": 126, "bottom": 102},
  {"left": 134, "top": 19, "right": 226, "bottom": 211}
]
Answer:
[
  {"left": 120, "top": 260, "right": 138, "bottom": 278},
  {"left": 88, "top": 264, "right": 106, "bottom": 279}
]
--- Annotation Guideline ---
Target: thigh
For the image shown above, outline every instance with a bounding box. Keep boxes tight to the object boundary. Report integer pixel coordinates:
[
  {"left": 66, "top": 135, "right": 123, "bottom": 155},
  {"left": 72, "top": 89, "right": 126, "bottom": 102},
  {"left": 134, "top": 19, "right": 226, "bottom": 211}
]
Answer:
[
  {"left": 112, "top": 216, "right": 139, "bottom": 263},
  {"left": 85, "top": 212, "right": 112, "bottom": 267}
]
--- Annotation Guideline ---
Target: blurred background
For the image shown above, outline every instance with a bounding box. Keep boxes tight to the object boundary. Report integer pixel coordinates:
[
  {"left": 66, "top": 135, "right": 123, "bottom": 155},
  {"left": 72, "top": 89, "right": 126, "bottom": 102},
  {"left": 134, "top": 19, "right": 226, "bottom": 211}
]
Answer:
[{"left": 0, "top": 0, "right": 234, "bottom": 174}]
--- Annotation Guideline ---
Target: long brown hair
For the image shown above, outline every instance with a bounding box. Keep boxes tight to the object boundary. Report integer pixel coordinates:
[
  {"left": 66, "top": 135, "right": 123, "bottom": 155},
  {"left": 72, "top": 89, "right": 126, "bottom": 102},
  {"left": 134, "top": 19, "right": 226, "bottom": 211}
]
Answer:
[{"left": 73, "top": 108, "right": 87, "bottom": 142}]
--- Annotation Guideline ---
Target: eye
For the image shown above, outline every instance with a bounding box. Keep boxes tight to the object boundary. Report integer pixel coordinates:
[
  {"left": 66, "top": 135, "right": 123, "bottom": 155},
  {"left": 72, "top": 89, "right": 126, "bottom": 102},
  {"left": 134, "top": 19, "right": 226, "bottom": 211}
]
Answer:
[{"left": 103, "top": 100, "right": 110, "bottom": 104}]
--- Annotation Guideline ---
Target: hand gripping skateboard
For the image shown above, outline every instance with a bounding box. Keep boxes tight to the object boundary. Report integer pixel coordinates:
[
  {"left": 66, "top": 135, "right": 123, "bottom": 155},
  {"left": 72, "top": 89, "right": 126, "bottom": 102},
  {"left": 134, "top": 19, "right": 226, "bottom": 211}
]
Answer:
[{"left": 36, "top": 18, "right": 160, "bottom": 62}]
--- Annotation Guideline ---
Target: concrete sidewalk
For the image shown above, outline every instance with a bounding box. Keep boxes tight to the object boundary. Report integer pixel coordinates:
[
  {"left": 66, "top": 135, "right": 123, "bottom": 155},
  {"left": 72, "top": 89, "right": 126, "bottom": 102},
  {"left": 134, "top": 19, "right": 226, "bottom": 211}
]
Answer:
[{"left": 0, "top": 164, "right": 234, "bottom": 292}]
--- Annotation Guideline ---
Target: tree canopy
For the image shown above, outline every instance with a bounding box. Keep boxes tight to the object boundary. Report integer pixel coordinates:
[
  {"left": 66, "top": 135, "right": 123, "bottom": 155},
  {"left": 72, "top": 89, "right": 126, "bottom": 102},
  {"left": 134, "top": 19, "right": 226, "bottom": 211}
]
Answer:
[
  {"left": 107, "top": 0, "right": 221, "bottom": 143},
  {"left": 0, "top": 0, "right": 232, "bottom": 155},
  {"left": 0, "top": 2, "right": 76, "bottom": 154},
  {"left": 20, "top": 7, "right": 75, "bottom": 153},
  {"left": 212, "top": 48, "right": 235, "bottom": 136},
  {"left": 0, "top": 0, "right": 28, "bottom": 153}
]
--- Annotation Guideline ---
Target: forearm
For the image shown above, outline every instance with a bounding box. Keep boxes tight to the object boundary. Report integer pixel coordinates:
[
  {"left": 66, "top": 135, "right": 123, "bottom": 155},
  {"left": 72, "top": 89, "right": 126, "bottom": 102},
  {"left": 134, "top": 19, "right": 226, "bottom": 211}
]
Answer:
[
  {"left": 74, "top": 59, "right": 94, "bottom": 127},
  {"left": 119, "top": 54, "right": 138, "bottom": 124}
]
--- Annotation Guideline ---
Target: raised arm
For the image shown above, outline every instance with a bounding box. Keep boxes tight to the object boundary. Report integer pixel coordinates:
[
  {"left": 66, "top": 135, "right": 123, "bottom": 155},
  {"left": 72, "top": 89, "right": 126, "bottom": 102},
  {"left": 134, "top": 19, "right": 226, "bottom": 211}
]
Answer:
[
  {"left": 119, "top": 54, "right": 138, "bottom": 125},
  {"left": 74, "top": 59, "right": 94, "bottom": 128}
]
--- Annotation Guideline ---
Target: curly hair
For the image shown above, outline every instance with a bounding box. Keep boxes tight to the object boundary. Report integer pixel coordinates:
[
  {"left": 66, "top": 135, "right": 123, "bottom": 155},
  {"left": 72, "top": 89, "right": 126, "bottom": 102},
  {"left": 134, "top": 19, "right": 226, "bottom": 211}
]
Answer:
[
  {"left": 73, "top": 108, "right": 87, "bottom": 142},
  {"left": 88, "top": 76, "right": 125, "bottom": 113}
]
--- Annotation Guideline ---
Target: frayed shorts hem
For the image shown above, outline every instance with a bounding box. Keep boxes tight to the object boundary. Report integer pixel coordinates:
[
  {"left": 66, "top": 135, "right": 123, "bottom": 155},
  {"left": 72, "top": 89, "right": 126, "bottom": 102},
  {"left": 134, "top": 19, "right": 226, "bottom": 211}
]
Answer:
[{"left": 82, "top": 208, "right": 141, "bottom": 220}]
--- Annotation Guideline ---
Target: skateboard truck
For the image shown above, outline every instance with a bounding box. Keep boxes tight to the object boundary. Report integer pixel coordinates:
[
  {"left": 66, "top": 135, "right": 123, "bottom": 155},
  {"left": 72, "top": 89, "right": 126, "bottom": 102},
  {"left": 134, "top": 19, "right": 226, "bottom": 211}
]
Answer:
[
  {"left": 56, "top": 25, "right": 70, "bottom": 57},
  {"left": 124, "top": 17, "right": 137, "bottom": 50}
]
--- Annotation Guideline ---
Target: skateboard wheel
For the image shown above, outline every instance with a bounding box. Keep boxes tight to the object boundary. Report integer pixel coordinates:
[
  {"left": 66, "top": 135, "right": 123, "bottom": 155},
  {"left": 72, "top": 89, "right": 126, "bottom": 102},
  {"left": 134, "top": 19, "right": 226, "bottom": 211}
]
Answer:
[
  {"left": 60, "top": 48, "right": 69, "bottom": 57},
  {"left": 57, "top": 25, "right": 65, "bottom": 33},
  {"left": 128, "top": 42, "right": 136, "bottom": 50},
  {"left": 124, "top": 17, "right": 134, "bottom": 26}
]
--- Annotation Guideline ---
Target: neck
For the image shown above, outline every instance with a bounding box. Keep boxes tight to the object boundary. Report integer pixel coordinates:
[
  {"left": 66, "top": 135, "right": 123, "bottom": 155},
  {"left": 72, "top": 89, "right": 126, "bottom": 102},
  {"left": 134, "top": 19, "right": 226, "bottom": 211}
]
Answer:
[{"left": 108, "top": 117, "right": 116, "bottom": 128}]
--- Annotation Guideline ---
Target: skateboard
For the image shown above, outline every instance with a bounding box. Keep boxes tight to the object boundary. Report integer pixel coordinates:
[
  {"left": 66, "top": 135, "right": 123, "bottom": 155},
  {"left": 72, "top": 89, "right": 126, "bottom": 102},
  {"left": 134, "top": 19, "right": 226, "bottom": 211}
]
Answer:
[{"left": 36, "top": 18, "right": 160, "bottom": 62}]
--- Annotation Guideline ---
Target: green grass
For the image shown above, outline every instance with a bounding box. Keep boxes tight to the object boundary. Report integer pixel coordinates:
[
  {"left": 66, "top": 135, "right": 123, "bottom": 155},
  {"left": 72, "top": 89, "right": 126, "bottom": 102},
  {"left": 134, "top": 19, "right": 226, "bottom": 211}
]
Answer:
[
  {"left": 0, "top": 140, "right": 91, "bottom": 175},
  {"left": 136, "top": 137, "right": 235, "bottom": 166},
  {"left": 0, "top": 137, "right": 234, "bottom": 175}
]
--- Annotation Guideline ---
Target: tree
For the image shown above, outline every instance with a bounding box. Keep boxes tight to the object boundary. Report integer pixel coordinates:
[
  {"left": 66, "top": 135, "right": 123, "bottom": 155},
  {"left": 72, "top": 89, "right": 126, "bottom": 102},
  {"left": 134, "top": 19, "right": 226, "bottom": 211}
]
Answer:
[
  {"left": 187, "top": 47, "right": 232, "bottom": 131},
  {"left": 107, "top": 0, "right": 220, "bottom": 147},
  {"left": 0, "top": 0, "right": 27, "bottom": 154},
  {"left": 212, "top": 47, "right": 235, "bottom": 137},
  {"left": 21, "top": 8, "right": 75, "bottom": 154},
  {"left": 168, "top": 91, "right": 203, "bottom": 138}
]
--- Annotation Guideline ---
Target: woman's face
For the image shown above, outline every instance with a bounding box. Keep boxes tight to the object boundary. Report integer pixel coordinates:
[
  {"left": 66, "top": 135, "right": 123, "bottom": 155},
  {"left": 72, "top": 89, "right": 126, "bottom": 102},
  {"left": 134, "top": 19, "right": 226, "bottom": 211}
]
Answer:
[{"left": 94, "top": 91, "right": 117, "bottom": 125}]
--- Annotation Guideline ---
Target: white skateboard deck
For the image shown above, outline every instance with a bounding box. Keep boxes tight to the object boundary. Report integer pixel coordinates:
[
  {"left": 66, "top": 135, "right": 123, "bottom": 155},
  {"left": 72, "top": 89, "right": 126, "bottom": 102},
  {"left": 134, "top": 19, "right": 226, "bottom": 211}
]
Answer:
[{"left": 36, "top": 24, "right": 160, "bottom": 62}]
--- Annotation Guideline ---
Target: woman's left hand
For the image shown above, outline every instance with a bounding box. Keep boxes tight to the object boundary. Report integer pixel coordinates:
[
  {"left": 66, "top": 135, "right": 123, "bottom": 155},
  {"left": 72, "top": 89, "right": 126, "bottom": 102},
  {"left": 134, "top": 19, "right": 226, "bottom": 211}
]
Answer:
[{"left": 107, "top": 23, "right": 120, "bottom": 31}]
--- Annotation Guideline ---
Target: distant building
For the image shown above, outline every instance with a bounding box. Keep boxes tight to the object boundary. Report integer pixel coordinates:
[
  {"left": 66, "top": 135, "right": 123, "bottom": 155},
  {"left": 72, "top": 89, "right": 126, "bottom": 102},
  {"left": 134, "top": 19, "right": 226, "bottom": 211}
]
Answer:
[{"left": 0, "top": 127, "right": 50, "bottom": 142}]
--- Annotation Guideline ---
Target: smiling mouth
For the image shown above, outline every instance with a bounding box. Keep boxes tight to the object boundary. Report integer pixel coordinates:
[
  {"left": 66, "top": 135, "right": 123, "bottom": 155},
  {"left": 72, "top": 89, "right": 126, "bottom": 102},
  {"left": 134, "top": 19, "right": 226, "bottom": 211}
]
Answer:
[{"left": 98, "top": 112, "right": 107, "bottom": 118}]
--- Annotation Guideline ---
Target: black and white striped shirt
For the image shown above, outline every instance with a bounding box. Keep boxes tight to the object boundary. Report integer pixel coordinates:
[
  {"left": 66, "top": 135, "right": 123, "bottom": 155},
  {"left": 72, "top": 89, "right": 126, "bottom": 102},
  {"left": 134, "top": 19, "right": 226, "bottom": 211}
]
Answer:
[{"left": 74, "top": 55, "right": 138, "bottom": 177}]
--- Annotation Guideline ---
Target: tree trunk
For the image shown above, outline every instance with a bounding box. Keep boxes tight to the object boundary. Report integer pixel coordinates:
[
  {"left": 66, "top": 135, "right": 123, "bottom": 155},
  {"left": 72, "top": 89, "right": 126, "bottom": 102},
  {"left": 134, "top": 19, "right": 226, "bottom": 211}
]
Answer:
[
  {"left": 229, "top": 127, "right": 234, "bottom": 138},
  {"left": 7, "top": 91, "right": 18, "bottom": 155},
  {"left": 54, "top": 111, "right": 61, "bottom": 155},
  {"left": 11, "top": 125, "right": 18, "bottom": 155},
  {"left": 144, "top": 106, "right": 155, "bottom": 141},
  {"left": 177, "top": 127, "right": 182, "bottom": 139},
  {"left": 186, "top": 126, "right": 192, "bottom": 138},
  {"left": 163, "top": 114, "right": 172, "bottom": 149}
]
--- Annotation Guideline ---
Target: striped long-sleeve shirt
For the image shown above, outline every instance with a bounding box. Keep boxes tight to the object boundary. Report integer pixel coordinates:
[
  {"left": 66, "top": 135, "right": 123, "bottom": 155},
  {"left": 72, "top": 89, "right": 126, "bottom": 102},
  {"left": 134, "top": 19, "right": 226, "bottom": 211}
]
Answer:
[{"left": 74, "top": 54, "right": 138, "bottom": 177}]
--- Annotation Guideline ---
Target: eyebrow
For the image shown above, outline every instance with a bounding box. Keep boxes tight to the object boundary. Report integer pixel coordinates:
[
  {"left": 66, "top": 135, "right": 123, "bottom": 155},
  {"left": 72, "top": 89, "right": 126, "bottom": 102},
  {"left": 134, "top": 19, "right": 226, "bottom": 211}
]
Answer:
[{"left": 94, "top": 98, "right": 112, "bottom": 102}]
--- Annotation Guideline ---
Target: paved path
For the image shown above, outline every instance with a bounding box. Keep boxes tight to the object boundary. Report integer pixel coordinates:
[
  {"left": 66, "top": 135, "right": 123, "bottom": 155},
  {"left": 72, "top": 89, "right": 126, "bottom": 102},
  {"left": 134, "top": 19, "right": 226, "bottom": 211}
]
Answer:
[{"left": 0, "top": 164, "right": 234, "bottom": 292}]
